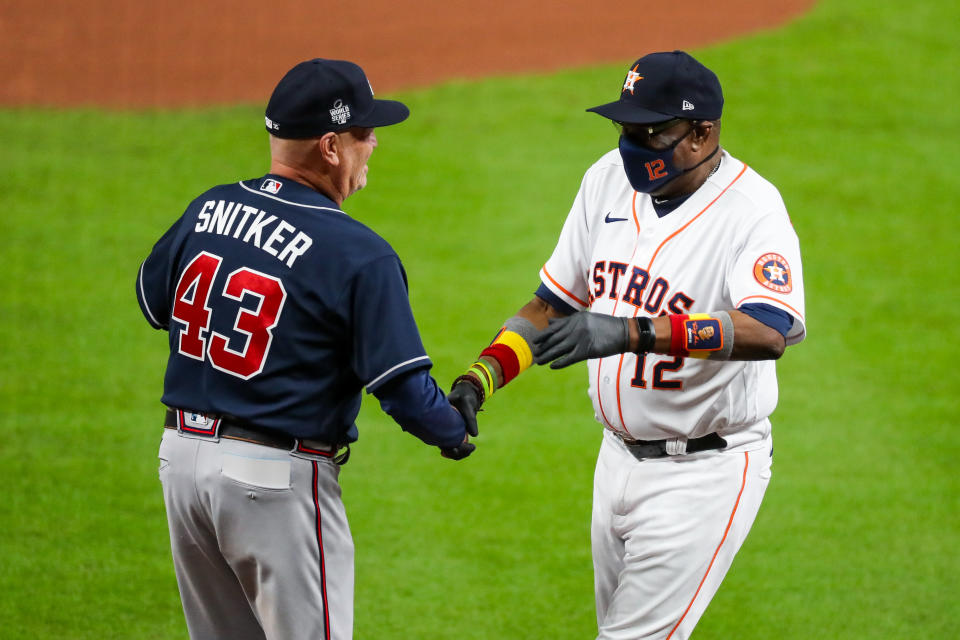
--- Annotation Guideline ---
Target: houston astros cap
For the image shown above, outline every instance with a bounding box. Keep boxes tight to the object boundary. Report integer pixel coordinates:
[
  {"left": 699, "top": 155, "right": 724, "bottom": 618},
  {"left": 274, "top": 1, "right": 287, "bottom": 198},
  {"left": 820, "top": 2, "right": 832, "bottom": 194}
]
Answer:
[
  {"left": 587, "top": 50, "right": 723, "bottom": 124},
  {"left": 265, "top": 58, "right": 409, "bottom": 138}
]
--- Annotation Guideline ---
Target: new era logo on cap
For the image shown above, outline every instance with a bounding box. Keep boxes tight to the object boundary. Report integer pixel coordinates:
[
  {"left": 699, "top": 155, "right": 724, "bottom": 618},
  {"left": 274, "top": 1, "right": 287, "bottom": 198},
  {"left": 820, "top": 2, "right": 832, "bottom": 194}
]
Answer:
[{"left": 682, "top": 100, "right": 695, "bottom": 111}]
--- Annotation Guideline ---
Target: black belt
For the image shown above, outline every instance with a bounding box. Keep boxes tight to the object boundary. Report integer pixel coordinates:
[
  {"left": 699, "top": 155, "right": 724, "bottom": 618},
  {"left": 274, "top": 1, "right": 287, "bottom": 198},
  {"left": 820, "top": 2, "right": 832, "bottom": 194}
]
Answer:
[
  {"left": 163, "top": 408, "right": 348, "bottom": 464},
  {"left": 617, "top": 432, "right": 727, "bottom": 460}
]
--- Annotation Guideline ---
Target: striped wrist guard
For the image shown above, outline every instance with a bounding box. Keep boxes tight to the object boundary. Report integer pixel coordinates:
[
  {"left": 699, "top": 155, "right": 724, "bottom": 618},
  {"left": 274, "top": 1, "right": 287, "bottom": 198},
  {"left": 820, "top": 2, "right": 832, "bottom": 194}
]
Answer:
[
  {"left": 453, "top": 372, "right": 487, "bottom": 406},
  {"left": 456, "top": 355, "right": 499, "bottom": 407},
  {"left": 478, "top": 316, "right": 537, "bottom": 388}
]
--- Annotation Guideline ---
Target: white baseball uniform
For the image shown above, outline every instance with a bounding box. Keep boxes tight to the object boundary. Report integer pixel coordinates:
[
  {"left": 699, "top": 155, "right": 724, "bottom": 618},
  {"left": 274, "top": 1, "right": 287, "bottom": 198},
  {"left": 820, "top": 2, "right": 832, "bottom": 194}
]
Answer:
[{"left": 538, "top": 148, "right": 805, "bottom": 639}]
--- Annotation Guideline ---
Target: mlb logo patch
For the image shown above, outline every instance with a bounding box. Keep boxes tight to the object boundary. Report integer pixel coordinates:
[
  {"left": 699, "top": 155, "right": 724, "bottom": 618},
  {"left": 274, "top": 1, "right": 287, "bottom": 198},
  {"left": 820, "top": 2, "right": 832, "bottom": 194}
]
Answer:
[
  {"left": 177, "top": 409, "right": 220, "bottom": 435},
  {"left": 753, "top": 253, "right": 792, "bottom": 293},
  {"left": 185, "top": 413, "right": 211, "bottom": 428},
  {"left": 261, "top": 179, "right": 282, "bottom": 194}
]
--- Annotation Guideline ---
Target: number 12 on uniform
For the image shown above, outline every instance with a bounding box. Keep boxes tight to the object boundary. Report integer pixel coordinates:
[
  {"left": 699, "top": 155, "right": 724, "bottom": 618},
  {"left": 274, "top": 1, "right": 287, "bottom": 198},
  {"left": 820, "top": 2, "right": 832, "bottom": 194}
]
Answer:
[{"left": 630, "top": 353, "right": 684, "bottom": 390}]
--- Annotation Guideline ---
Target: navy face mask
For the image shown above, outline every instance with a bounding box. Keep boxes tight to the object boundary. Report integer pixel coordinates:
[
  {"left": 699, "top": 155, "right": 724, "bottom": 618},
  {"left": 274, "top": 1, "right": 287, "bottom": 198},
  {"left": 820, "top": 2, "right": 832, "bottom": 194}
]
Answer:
[{"left": 618, "top": 127, "right": 719, "bottom": 194}]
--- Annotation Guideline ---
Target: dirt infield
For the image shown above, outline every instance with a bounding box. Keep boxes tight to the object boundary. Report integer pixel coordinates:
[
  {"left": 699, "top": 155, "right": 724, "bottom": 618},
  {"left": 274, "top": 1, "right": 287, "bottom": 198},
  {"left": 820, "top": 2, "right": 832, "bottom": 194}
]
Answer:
[{"left": 1, "top": 1, "right": 814, "bottom": 108}]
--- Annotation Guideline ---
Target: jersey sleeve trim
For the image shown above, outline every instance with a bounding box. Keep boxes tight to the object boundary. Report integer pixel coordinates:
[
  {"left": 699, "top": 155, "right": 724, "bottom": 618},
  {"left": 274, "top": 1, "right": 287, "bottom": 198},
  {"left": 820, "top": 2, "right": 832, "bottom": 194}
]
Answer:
[
  {"left": 366, "top": 355, "right": 432, "bottom": 391},
  {"left": 737, "top": 302, "right": 793, "bottom": 337},
  {"left": 137, "top": 260, "right": 165, "bottom": 329},
  {"left": 534, "top": 283, "right": 578, "bottom": 315},
  {"left": 540, "top": 265, "right": 588, "bottom": 308},
  {"left": 735, "top": 294, "right": 804, "bottom": 324},
  {"left": 736, "top": 294, "right": 806, "bottom": 345}
]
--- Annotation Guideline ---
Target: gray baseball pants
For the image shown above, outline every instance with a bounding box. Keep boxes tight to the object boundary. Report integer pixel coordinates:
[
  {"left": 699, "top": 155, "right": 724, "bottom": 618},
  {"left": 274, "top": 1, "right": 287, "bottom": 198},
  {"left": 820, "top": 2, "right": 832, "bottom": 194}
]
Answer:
[{"left": 158, "top": 429, "right": 353, "bottom": 640}]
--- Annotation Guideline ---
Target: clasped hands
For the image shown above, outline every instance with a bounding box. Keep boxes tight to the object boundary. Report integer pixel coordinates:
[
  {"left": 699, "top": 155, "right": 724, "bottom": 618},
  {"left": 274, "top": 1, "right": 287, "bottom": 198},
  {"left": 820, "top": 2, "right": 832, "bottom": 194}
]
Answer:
[
  {"left": 440, "top": 379, "right": 480, "bottom": 460},
  {"left": 443, "top": 311, "right": 630, "bottom": 459}
]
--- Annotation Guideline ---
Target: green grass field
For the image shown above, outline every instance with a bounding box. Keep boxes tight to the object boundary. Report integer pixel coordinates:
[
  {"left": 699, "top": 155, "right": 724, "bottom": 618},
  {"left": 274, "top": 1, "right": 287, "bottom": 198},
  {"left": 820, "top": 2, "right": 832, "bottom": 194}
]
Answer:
[{"left": 2, "top": 0, "right": 958, "bottom": 637}]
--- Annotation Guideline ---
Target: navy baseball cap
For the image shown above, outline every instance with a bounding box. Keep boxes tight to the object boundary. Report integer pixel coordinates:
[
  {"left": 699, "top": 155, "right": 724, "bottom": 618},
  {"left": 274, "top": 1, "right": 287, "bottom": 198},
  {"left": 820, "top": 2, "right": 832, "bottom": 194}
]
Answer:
[
  {"left": 586, "top": 50, "right": 723, "bottom": 124},
  {"left": 265, "top": 58, "right": 409, "bottom": 138}
]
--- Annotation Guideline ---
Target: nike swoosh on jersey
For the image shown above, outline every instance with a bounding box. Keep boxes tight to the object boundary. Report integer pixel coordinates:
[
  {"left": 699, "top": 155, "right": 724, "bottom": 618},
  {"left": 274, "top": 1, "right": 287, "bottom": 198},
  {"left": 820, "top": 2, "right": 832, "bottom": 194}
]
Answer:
[{"left": 604, "top": 212, "right": 628, "bottom": 223}]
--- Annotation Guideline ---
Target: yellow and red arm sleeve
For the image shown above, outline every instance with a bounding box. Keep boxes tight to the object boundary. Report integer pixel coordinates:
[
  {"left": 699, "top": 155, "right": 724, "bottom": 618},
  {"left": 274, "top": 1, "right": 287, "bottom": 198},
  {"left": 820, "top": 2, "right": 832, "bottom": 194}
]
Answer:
[
  {"left": 480, "top": 326, "right": 534, "bottom": 386},
  {"left": 457, "top": 317, "right": 538, "bottom": 402}
]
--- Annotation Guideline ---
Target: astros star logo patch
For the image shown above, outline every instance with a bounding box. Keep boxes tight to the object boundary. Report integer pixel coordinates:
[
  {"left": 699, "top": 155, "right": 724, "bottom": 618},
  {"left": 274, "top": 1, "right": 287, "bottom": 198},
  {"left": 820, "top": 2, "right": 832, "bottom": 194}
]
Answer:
[
  {"left": 753, "top": 253, "right": 792, "bottom": 293},
  {"left": 623, "top": 65, "right": 643, "bottom": 94}
]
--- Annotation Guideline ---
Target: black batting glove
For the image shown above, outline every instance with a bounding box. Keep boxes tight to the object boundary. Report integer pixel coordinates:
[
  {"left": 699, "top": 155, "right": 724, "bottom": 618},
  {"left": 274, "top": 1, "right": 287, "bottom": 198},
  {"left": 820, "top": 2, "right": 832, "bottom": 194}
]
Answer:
[
  {"left": 447, "top": 379, "right": 481, "bottom": 437},
  {"left": 440, "top": 440, "right": 476, "bottom": 460},
  {"left": 533, "top": 312, "right": 631, "bottom": 369}
]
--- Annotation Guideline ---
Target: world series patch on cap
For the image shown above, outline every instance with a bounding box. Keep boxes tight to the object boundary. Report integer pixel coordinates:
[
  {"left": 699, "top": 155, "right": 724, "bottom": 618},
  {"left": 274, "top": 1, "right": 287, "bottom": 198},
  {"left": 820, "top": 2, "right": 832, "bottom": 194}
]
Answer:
[{"left": 265, "top": 58, "right": 410, "bottom": 139}]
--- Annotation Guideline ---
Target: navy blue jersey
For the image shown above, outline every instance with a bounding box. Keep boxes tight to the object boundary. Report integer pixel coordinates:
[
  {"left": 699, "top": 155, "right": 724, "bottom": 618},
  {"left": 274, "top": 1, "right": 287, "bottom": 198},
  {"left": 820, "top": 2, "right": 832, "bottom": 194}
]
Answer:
[{"left": 137, "top": 175, "right": 435, "bottom": 443}]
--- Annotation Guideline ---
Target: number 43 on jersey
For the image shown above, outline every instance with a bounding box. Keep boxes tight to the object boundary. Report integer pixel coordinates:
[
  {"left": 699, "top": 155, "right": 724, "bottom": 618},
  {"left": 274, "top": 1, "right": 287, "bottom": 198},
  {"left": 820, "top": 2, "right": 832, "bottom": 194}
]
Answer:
[{"left": 171, "top": 251, "right": 286, "bottom": 380}]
